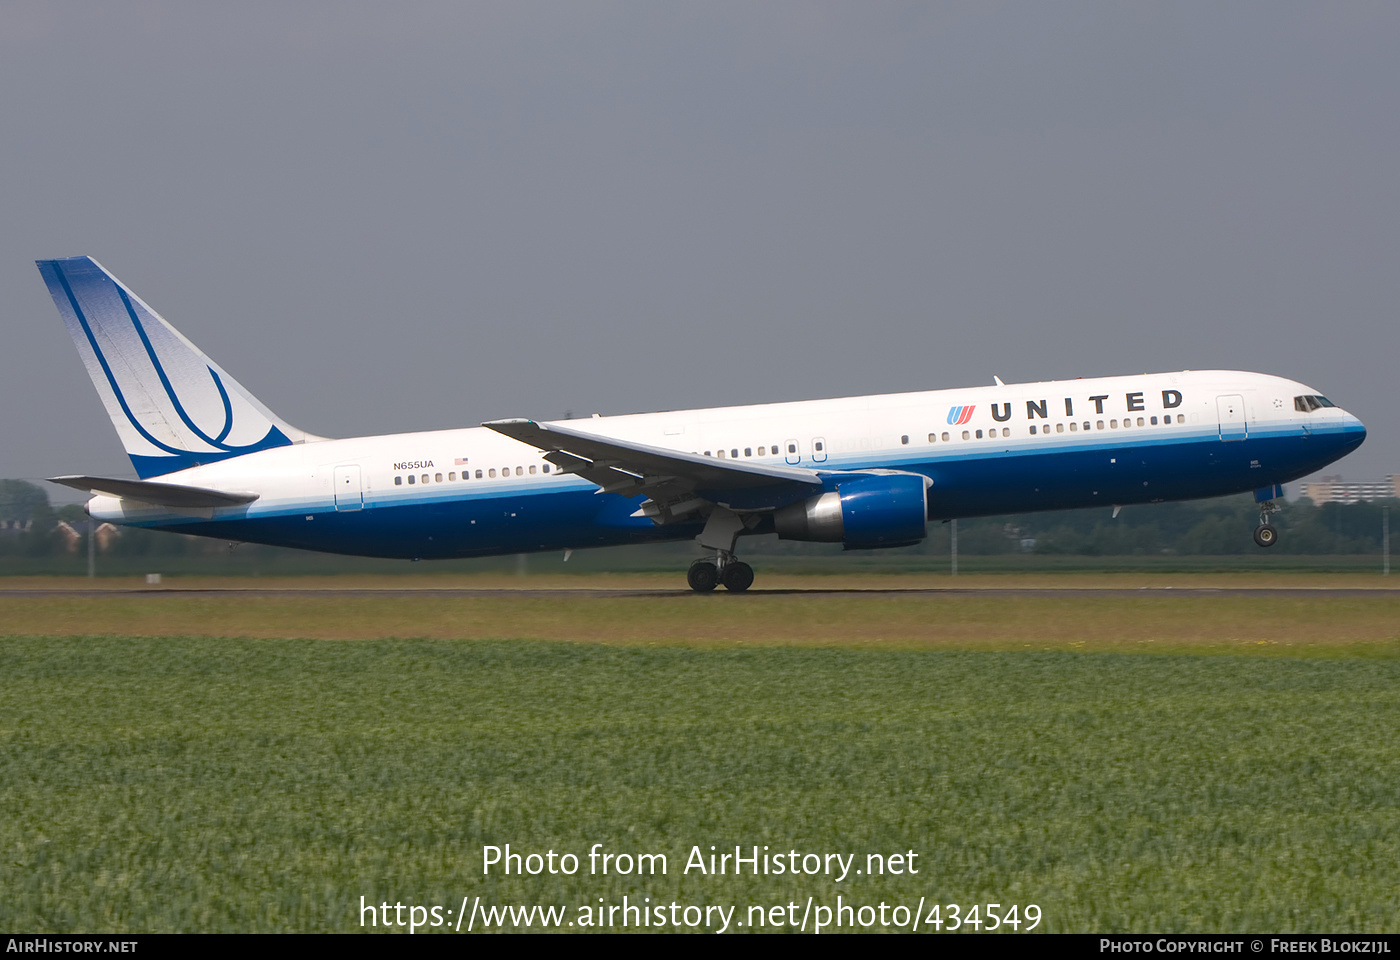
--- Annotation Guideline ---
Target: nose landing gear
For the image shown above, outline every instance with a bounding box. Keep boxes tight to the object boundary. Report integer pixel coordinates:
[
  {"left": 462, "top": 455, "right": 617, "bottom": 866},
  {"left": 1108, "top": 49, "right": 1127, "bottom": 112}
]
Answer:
[{"left": 1254, "top": 500, "right": 1280, "bottom": 548}]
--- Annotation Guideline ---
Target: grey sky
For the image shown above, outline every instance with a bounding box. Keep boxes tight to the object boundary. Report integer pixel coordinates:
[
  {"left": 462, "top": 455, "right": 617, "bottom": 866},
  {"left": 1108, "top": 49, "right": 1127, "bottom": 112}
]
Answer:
[{"left": 2, "top": 1, "right": 1395, "bottom": 497}]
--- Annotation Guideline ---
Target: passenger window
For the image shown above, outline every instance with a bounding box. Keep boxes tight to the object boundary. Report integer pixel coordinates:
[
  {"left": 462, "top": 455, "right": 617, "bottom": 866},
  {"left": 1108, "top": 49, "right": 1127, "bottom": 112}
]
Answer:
[
  {"left": 394, "top": 476, "right": 403, "bottom": 486},
  {"left": 942, "top": 432, "right": 950, "bottom": 442},
  {"left": 1150, "top": 416, "right": 1158, "bottom": 426},
  {"left": 529, "top": 465, "right": 537, "bottom": 474},
  {"left": 757, "top": 446, "right": 766, "bottom": 456},
  {"left": 961, "top": 430, "right": 970, "bottom": 440},
  {"left": 542, "top": 465, "right": 550, "bottom": 474},
  {"left": 1097, "top": 421, "right": 1104, "bottom": 430},
  {"left": 448, "top": 472, "right": 456, "bottom": 481},
  {"left": 1069, "top": 423, "right": 1078, "bottom": 432},
  {"left": 788, "top": 443, "right": 797, "bottom": 454},
  {"left": 704, "top": 451, "right": 711, "bottom": 457},
  {"left": 928, "top": 433, "right": 937, "bottom": 443},
  {"left": 489, "top": 469, "right": 496, "bottom": 478},
  {"left": 1002, "top": 427, "right": 1010, "bottom": 438},
  {"left": 744, "top": 448, "right": 752, "bottom": 457},
  {"left": 1176, "top": 415, "right": 1184, "bottom": 424},
  {"left": 512, "top": 466, "right": 519, "bottom": 476},
  {"left": 976, "top": 429, "right": 983, "bottom": 439},
  {"left": 731, "top": 449, "right": 739, "bottom": 458},
  {"left": 1137, "top": 417, "right": 1145, "bottom": 427},
  {"left": 407, "top": 475, "right": 416, "bottom": 485},
  {"left": 900, "top": 435, "right": 909, "bottom": 445},
  {"left": 814, "top": 442, "right": 824, "bottom": 452},
  {"left": 718, "top": 450, "right": 726, "bottom": 459},
  {"left": 435, "top": 473, "right": 443, "bottom": 482},
  {"left": 475, "top": 469, "right": 483, "bottom": 478},
  {"left": 1056, "top": 424, "right": 1064, "bottom": 433},
  {"left": 1083, "top": 422, "right": 1090, "bottom": 431},
  {"left": 422, "top": 474, "right": 429, "bottom": 484},
  {"left": 1029, "top": 425, "right": 1037, "bottom": 435}
]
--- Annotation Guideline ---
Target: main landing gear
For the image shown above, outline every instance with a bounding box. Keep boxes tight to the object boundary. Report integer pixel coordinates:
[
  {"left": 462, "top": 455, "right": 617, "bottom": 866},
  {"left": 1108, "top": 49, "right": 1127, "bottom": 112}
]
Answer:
[
  {"left": 688, "top": 554, "right": 754, "bottom": 593},
  {"left": 1254, "top": 500, "right": 1280, "bottom": 548},
  {"left": 687, "top": 506, "right": 759, "bottom": 593}
]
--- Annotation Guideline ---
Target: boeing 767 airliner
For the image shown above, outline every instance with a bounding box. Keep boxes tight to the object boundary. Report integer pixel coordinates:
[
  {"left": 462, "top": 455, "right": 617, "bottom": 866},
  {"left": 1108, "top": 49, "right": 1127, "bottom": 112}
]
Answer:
[{"left": 38, "top": 257, "right": 1366, "bottom": 592}]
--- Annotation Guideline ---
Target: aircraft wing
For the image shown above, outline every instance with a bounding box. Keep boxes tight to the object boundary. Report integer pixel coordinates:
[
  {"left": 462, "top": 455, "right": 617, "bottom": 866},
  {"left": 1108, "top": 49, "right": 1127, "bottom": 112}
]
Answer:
[
  {"left": 483, "top": 419, "right": 823, "bottom": 520},
  {"left": 49, "top": 475, "right": 259, "bottom": 508}
]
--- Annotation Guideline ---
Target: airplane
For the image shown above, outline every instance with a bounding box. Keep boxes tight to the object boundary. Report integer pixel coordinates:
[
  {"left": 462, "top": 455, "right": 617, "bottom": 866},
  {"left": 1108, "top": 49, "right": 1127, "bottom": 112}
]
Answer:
[{"left": 37, "top": 256, "right": 1367, "bottom": 592}]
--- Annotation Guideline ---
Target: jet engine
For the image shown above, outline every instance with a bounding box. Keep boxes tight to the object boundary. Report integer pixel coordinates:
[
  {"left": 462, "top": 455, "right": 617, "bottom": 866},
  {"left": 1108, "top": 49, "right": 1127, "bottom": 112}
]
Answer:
[{"left": 773, "top": 473, "right": 929, "bottom": 550}]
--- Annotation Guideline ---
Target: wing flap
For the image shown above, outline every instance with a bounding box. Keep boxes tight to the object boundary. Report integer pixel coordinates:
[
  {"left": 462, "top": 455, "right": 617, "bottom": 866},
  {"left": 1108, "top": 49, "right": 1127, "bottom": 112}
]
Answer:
[{"left": 49, "top": 475, "right": 259, "bottom": 508}]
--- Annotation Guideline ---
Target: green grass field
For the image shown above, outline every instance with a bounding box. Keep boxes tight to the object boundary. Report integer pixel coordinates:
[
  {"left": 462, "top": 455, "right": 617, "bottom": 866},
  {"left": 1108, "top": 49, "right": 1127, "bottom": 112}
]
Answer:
[{"left": 2, "top": 584, "right": 1399, "bottom": 932}]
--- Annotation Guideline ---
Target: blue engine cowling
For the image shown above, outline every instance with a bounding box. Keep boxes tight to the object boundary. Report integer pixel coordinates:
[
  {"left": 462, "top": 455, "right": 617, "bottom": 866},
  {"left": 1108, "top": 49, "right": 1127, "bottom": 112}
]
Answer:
[{"left": 773, "top": 474, "right": 928, "bottom": 549}]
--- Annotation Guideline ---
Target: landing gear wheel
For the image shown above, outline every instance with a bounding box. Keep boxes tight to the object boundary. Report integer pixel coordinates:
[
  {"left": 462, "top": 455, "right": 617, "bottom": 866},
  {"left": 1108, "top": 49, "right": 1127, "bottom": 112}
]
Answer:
[
  {"left": 1254, "top": 524, "right": 1279, "bottom": 548},
  {"left": 721, "top": 561, "right": 754, "bottom": 593},
  {"left": 687, "top": 559, "right": 719, "bottom": 593}
]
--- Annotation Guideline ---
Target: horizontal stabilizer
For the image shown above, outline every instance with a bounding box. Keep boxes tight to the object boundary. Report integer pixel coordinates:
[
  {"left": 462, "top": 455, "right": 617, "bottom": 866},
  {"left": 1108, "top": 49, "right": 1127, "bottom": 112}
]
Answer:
[{"left": 48, "top": 475, "right": 259, "bottom": 508}]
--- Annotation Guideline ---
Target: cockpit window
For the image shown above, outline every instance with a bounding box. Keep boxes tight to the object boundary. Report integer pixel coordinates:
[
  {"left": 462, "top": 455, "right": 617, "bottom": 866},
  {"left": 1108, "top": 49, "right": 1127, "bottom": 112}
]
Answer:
[{"left": 1294, "top": 395, "right": 1334, "bottom": 412}]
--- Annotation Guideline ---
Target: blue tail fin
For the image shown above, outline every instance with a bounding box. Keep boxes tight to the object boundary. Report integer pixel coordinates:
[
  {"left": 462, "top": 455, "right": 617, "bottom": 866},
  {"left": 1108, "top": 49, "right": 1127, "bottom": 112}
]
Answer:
[{"left": 37, "top": 257, "right": 319, "bottom": 478}]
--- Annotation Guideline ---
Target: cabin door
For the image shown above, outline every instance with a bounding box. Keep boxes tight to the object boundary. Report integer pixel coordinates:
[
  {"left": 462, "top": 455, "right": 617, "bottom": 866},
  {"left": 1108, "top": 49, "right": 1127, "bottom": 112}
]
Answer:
[
  {"left": 1216, "top": 396, "right": 1247, "bottom": 442},
  {"left": 334, "top": 465, "right": 364, "bottom": 511}
]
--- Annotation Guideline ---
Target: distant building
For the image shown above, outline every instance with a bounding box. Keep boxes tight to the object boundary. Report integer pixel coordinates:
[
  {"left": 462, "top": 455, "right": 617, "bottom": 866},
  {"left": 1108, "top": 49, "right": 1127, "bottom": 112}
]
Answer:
[
  {"left": 1300, "top": 475, "right": 1399, "bottom": 505},
  {"left": 55, "top": 520, "right": 122, "bottom": 553}
]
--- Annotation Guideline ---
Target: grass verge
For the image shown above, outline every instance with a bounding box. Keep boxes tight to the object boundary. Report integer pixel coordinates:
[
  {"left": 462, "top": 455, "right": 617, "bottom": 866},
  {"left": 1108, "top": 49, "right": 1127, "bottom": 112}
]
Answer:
[
  {"left": 1, "top": 636, "right": 1398, "bottom": 932},
  {"left": 0, "top": 590, "right": 1397, "bottom": 654}
]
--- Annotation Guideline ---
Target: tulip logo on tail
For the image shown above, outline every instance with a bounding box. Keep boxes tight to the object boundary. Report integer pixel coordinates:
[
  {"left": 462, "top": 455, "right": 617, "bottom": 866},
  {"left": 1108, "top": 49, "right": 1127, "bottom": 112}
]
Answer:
[
  {"left": 946, "top": 405, "right": 975, "bottom": 426},
  {"left": 36, "top": 257, "right": 307, "bottom": 478}
]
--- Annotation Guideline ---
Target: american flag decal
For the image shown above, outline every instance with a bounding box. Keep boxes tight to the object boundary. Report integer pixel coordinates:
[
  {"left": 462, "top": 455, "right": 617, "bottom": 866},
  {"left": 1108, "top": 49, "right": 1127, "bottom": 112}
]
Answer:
[{"left": 454, "top": 457, "right": 469, "bottom": 465}]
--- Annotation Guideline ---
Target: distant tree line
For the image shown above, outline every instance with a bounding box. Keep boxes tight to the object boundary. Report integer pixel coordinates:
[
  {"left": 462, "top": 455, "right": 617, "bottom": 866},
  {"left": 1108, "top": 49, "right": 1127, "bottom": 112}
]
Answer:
[
  {"left": 747, "top": 491, "right": 1396, "bottom": 559},
  {"left": 0, "top": 478, "right": 1394, "bottom": 564},
  {"left": 930, "top": 494, "right": 1395, "bottom": 557}
]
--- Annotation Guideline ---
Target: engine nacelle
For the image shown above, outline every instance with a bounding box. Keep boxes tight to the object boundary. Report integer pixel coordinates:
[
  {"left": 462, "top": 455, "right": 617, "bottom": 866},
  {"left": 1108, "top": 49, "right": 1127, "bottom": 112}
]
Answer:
[{"left": 773, "top": 474, "right": 929, "bottom": 550}]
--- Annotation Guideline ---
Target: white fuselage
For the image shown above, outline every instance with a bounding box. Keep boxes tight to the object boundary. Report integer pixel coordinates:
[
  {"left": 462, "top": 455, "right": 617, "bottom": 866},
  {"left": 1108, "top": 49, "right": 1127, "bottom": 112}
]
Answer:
[{"left": 86, "top": 369, "right": 1365, "bottom": 560}]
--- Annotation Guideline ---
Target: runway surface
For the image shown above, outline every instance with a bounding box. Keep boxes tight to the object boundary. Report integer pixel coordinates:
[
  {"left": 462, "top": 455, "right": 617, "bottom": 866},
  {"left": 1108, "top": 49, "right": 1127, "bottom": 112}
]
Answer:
[{"left": 2, "top": 586, "right": 1397, "bottom": 599}]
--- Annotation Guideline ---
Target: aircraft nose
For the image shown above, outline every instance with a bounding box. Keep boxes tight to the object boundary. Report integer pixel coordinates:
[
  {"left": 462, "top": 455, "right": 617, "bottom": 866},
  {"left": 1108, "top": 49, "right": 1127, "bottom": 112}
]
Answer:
[{"left": 1341, "top": 410, "right": 1367, "bottom": 447}]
